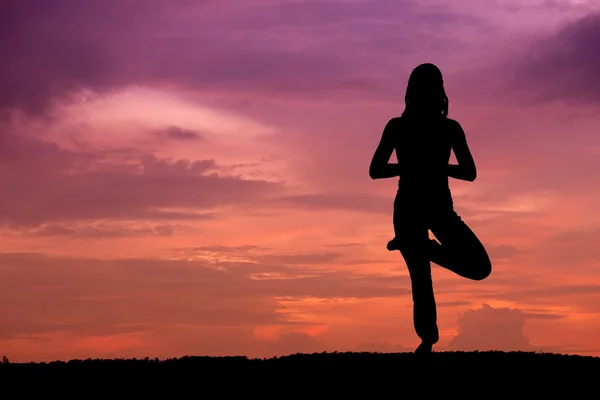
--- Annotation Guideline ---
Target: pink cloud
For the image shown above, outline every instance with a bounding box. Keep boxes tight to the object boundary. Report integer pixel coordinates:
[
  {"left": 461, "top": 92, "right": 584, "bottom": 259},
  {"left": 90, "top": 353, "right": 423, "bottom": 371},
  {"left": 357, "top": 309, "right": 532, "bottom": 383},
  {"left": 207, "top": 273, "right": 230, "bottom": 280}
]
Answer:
[
  {"left": 0, "top": 130, "right": 283, "bottom": 227},
  {"left": 446, "top": 304, "right": 536, "bottom": 352}
]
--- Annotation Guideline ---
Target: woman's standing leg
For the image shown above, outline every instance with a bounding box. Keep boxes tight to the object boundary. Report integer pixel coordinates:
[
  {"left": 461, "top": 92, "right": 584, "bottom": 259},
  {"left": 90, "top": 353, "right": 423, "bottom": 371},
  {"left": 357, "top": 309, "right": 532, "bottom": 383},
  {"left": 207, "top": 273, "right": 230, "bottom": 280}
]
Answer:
[
  {"left": 428, "top": 211, "right": 492, "bottom": 281},
  {"left": 394, "top": 211, "right": 439, "bottom": 351}
]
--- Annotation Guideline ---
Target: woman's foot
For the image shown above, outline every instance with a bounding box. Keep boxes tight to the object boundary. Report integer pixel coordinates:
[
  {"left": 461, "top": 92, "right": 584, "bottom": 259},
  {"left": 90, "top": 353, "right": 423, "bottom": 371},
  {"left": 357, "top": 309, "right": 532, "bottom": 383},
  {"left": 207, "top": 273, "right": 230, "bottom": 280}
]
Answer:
[
  {"left": 386, "top": 237, "right": 440, "bottom": 252},
  {"left": 415, "top": 340, "right": 434, "bottom": 355},
  {"left": 386, "top": 237, "right": 399, "bottom": 251}
]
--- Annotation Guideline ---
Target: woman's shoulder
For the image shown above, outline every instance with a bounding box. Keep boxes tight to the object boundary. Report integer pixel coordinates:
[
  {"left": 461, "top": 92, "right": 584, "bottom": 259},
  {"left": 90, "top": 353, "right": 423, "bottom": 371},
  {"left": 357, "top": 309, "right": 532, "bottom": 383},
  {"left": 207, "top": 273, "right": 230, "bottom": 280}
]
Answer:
[
  {"left": 390, "top": 116, "right": 415, "bottom": 129},
  {"left": 382, "top": 116, "right": 405, "bottom": 133},
  {"left": 441, "top": 117, "right": 464, "bottom": 134},
  {"left": 443, "top": 117, "right": 461, "bottom": 127},
  {"left": 388, "top": 116, "right": 404, "bottom": 125}
]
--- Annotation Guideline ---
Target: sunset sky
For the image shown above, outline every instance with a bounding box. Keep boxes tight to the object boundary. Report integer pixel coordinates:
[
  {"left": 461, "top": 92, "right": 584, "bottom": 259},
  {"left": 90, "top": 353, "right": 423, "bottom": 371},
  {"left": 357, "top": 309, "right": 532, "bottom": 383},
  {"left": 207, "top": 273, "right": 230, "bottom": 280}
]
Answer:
[{"left": 2, "top": 0, "right": 600, "bottom": 362}]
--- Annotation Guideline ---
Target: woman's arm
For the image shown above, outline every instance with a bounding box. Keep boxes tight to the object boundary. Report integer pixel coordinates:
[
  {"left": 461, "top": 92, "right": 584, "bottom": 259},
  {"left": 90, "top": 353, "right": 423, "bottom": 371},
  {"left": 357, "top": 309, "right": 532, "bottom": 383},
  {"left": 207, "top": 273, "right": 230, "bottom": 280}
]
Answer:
[
  {"left": 369, "top": 118, "right": 401, "bottom": 179},
  {"left": 447, "top": 121, "right": 477, "bottom": 182}
]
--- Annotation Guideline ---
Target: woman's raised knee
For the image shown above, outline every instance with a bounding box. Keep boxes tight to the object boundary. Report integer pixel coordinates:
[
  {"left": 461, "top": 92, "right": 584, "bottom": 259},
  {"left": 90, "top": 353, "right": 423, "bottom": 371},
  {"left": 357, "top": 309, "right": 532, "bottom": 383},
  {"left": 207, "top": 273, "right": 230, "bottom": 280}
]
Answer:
[
  {"left": 469, "top": 258, "right": 492, "bottom": 281},
  {"left": 453, "top": 250, "right": 491, "bottom": 280}
]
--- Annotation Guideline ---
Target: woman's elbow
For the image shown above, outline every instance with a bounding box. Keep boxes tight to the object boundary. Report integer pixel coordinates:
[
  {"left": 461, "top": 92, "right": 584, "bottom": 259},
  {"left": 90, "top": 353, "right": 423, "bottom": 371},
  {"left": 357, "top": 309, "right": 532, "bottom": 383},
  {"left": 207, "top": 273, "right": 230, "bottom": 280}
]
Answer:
[
  {"left": 369, "top": 164, "right": 380, "bottom": 179},
  {"left": 467, "top": 169, "right": 477, "bottom": 182}
]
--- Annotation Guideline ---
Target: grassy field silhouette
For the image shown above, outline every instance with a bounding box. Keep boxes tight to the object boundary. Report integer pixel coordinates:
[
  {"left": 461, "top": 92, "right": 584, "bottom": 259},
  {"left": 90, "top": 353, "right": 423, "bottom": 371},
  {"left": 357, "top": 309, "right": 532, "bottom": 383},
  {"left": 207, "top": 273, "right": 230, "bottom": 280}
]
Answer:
[
  {"left": 2, "top": 351, "right": 598, "bottom": 393},
  {"left": 2, "top": 350, "right": 598, "bottom": 372}
]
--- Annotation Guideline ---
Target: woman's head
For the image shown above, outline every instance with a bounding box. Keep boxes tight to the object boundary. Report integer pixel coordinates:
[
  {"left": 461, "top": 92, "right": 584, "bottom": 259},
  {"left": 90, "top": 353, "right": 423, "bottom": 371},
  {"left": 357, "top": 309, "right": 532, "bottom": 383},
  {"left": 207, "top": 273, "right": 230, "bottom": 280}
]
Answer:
[{"left": 402, "top": 63, "right": 448, "bottom": 118}]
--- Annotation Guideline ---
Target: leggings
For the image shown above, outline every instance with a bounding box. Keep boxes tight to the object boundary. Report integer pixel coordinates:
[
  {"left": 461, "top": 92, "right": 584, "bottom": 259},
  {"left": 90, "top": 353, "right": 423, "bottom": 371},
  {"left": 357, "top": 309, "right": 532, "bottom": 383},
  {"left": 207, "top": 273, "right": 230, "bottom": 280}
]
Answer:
[{"left": 393, "top": 200, "right": 492, "bottom": 343}]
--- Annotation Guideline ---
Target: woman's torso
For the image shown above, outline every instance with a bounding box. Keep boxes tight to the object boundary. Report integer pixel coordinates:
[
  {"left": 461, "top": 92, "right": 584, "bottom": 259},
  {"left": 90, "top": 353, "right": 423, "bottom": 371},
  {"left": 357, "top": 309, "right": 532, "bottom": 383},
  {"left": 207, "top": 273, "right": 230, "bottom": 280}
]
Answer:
[{"left": 392, "top": 116, "right": 454, "bottom": 211}]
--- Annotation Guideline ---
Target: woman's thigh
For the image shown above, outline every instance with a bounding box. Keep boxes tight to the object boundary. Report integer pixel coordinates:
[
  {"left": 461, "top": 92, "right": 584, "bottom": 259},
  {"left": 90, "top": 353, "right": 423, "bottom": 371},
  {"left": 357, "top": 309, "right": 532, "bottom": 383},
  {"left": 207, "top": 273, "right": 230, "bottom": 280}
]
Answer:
[
  {"left": 429, "top": 211, "right": 478, "bottom": 247},
  {"left": 429, "top": 211, "right": 491, "bottom": 280}
]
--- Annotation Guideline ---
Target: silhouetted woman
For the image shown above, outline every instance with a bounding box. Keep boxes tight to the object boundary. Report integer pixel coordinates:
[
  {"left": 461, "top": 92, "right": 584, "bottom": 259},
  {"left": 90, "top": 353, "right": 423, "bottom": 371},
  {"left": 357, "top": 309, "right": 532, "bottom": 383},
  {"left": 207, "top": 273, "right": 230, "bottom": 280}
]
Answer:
[{"left": 369, "top": 63, "right": 492, "bottom": 354}]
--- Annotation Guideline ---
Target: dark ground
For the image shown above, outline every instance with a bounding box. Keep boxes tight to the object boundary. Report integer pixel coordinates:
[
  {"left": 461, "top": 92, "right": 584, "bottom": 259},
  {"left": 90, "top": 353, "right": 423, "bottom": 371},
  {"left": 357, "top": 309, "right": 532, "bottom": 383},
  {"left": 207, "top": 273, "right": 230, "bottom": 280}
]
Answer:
[{"left": 2, "top": 351, "right": 598, "bottom": 393}]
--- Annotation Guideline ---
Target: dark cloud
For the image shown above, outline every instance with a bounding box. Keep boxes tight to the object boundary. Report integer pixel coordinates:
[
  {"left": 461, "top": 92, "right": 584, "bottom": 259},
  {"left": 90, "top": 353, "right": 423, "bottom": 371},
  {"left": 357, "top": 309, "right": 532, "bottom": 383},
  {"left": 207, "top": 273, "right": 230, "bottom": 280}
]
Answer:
[
  {"left": 447, "top": 12, "right": 600, "bottom": 111},
  {"left": 514, "top": 12, "right": 600, "bottom": 104},
  {"left": 0, "top": 0, "right": 207, "bottom": 115},
  {"left": 0, "top": 0, "right": 491, "bottom": 115},
  {"left": 159, "top": 126, "right": 203, "bottom": 141},
  {"left": 0, "top": 130, "right": 282, "bottom": 227},
  {"left": 0, "top": 124, "right": 398, "bottom": 229}
]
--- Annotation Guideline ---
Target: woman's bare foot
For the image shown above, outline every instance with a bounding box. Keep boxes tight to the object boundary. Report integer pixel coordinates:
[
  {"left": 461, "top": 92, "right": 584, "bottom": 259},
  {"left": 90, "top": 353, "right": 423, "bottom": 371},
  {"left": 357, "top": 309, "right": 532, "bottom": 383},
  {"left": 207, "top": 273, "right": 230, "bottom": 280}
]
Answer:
[
  {"left": 387, "top": 238, "right": 440, "bottom": 252},
  {"left": 386, "top": 238, "right": 399, "bottom": 251},
  {"left": 415, "top": 340, "right": 434, "bottom": 355}
]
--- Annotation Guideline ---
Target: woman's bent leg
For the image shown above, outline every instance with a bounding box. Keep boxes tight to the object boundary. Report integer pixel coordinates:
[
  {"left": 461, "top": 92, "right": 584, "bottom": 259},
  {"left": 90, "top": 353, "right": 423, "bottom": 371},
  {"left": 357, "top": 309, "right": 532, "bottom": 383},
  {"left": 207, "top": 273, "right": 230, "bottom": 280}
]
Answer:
[{"left": 429, "top": 212, "right": 492, "bottom": 281}]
